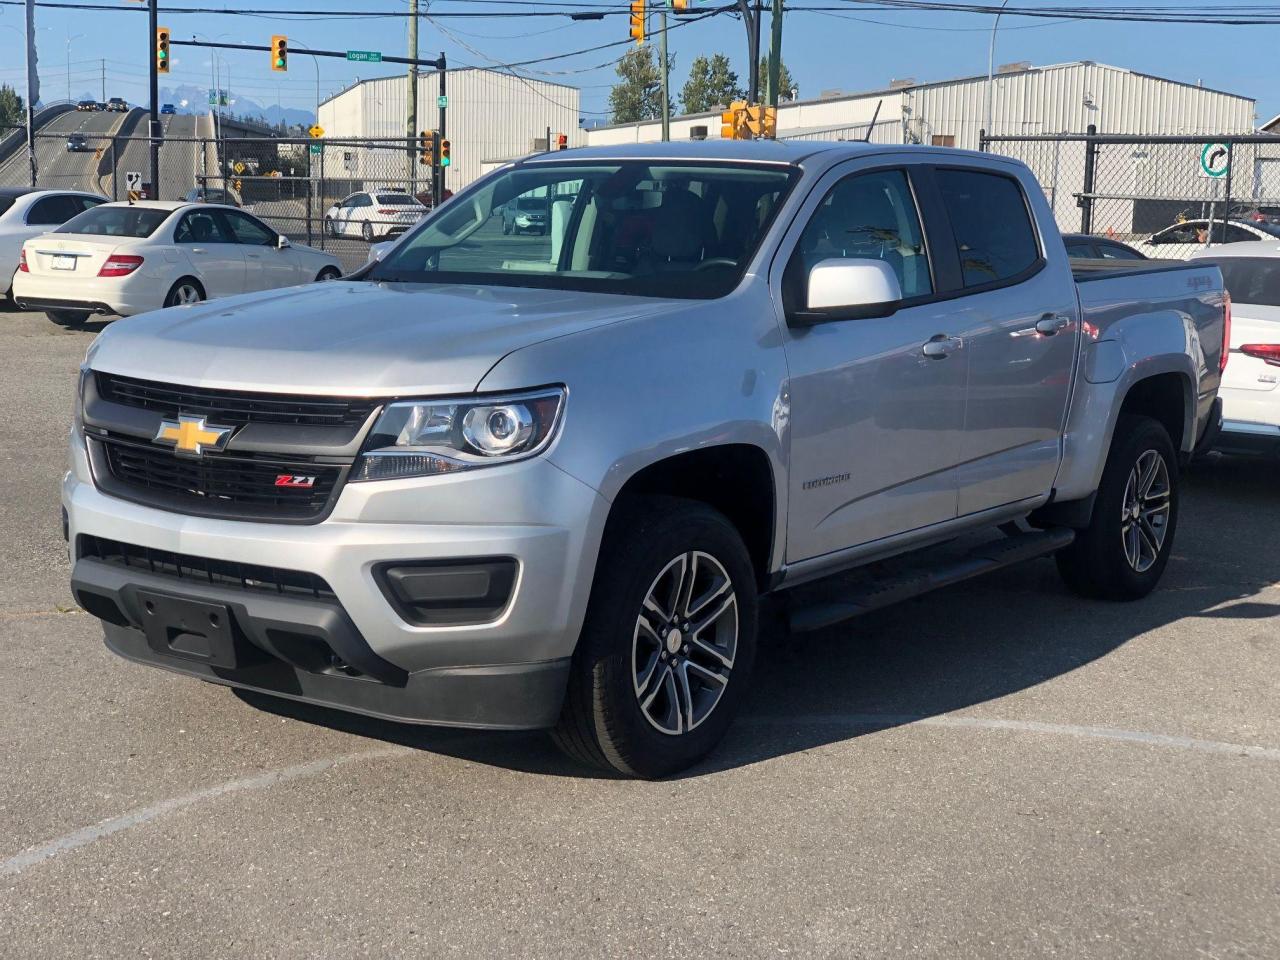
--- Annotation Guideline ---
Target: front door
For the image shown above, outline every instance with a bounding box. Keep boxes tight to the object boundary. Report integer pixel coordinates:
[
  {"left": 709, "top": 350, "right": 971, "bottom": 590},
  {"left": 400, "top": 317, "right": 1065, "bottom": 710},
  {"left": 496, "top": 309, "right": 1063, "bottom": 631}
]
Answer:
[
  {"left": 780, "top": 164, "right": 968, "bottom": 563},
  {"left": 223, "top": 209, "right": 297, "bottom": 291},
  {"left": 173, "top": 209, "right": 245, "bottom": 297}
]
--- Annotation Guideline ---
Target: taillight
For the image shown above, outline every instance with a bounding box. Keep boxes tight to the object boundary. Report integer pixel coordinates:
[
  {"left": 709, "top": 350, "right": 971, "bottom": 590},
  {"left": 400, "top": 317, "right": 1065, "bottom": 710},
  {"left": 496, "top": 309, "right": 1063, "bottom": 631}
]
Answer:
[
  {"left": 17, "top": 249, "right": 28, "bottom": 272},
  {"left": 1220, "top": 290, "right": 1231, "bottom": 374},
  {"left": 377, "top": 208, "right": 397, "bottom": 215},
  {"left": 98, "top": 254, "right": 143, "bottom": 278},
  {"left": 1240, "top": 343, "right": 1280, "bottom": 367}
]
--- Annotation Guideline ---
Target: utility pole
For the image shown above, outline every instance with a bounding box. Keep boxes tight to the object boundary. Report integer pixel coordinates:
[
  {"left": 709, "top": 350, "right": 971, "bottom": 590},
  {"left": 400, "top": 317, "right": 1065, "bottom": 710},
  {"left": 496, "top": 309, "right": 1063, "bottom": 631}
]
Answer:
[
  {"left": 765, "top": 0, "right": 783, "bottom": 107},
  {"left": 24, "top": 0, "right": 38, "bottom": 188},
  {"left": 147, "top": 0, "right": 160, "bottom": 196},
  {"left": 101, "top": 58, "right": 106, "bottom": 102},
  {"left": 436, "top": 53, "right": 446, "bottom": 202},
  {"left": 407, "top": 0, "right": 419, "bottom": 182},
  {"left": 659, "top": 5, "right": 670, "bottom": 141}
]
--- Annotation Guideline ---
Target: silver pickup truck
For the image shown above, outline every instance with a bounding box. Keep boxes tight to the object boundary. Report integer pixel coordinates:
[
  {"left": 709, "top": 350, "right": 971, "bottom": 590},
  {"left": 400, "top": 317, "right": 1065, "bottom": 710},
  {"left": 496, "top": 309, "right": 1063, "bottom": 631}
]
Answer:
[{"left": 66, "top": 141, "right": 1227, "bottom": 778}]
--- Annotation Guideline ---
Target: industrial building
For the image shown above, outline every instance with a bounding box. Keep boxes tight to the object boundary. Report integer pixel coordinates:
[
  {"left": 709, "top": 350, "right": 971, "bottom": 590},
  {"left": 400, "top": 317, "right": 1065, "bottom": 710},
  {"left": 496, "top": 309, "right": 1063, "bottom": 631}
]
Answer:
[
  {"left": 317, "top": 68, "right": 581, "bottom": 191},
  {"left": 585, "top": 60, "right": 1256, "bottom": 149}
]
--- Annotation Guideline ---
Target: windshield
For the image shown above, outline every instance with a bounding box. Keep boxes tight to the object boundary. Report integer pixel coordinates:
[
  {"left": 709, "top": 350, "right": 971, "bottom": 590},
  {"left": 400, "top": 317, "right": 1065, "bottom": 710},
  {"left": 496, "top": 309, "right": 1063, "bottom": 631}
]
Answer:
[
  {"left": 56, "top": 206, "right": 169, "bottom": 238},
  {"left": 367, "top": 160, "right": 798, "bottom": 299}
]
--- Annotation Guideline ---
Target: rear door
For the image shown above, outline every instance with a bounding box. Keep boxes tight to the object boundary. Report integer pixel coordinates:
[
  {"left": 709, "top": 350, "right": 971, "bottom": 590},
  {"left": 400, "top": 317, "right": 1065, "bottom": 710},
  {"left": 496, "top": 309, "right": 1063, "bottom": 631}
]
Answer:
[
  {"left": 173, "top": 208, "right": 245, "bottom": 296},
  {"left": 930, "top": 163, "right": 1079, "bottom": 515}
]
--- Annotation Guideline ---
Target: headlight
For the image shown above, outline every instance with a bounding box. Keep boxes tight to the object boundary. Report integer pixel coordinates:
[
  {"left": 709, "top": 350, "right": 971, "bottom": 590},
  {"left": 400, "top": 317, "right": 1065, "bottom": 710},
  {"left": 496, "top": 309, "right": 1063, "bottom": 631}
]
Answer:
[{"left": 351, "top": 387, "right": 565, "bottom": 482}]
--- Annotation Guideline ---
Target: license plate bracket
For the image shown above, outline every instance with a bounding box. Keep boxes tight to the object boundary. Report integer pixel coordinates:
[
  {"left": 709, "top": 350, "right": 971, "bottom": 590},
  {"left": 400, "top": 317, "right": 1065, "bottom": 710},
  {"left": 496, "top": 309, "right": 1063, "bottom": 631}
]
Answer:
[
  {"left": 52, "top": 254, "right": 77, "bottom": 271},
  {"left": 137, "top": 590, "right": 241, "bottom": 669}
]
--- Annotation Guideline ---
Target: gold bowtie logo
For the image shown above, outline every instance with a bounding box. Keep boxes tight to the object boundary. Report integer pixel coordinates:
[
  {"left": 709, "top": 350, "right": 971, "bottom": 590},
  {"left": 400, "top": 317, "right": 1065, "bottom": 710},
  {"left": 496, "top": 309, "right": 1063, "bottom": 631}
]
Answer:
[{"left": 154, "top": 415, "right": 233, "bottom": 457}]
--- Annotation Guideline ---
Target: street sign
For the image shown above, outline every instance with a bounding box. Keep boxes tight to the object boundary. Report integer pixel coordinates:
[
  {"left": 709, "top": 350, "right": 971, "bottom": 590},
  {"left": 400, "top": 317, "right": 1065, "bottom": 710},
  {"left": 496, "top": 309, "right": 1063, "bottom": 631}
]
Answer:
[
  {"left": 233, "top": 161, "right": 246, "bottom": 175},
  {"left": 1200, "top": 142, "right": 1230, "bottom": 179},
  {"left": 308, "top": 124, "right": 324, "bottom": 139},
  {"left": 346, "top": 50, "right": 382, "bottom": 63},
  {"left": 125, "top": 170, "right": 141, "bottom": 200},
  {"left": 309, "top": 143, "right": 322, "bottom": 155},
  {"left": 437, "top": 95, "right": 448, "bottom": 109}
]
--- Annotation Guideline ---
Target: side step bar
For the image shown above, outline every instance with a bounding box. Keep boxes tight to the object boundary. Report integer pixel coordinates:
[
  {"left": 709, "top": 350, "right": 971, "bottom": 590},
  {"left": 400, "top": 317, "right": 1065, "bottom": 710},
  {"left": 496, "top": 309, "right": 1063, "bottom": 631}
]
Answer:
[{"left": 785, "top": 527, "right": 1076, "bottom": 634}]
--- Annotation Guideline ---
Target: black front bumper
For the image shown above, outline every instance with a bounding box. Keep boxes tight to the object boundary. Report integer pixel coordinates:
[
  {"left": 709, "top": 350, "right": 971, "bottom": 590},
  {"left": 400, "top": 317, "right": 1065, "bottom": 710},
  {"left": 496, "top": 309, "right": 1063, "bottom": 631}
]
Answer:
[{"left": 71, "top": 557, "right": 569, "bottom": 730}]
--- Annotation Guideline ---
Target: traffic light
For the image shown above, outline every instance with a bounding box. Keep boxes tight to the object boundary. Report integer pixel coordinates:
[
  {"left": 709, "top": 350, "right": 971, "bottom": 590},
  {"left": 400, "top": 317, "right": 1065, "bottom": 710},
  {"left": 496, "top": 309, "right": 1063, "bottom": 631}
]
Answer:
[
  {"left": 440, "top": 139, "right": 451, "bottom": 167},
  {"left": 672, "top": 0, "right": 693, "bottom": 11},
  {"left": 629, "top": 0, "right": 645, "bottom": 44},
  {"left": 555, "top": 133, "right": 568, "bottom": 151},
  {"left": 271, "top": 34, "right": 288, "bottom": 72},
  {"left": 720, "top": 100, "right": 746, "bottom": 140},
  {"left": 155, "top": 27, "right": 170, "bottom": 75},
  {"left": 744, "top": 104, "right": 777, "bottom": 139},
  {"left": 419, "top": 130, "right": 436, "bottom": 165}
]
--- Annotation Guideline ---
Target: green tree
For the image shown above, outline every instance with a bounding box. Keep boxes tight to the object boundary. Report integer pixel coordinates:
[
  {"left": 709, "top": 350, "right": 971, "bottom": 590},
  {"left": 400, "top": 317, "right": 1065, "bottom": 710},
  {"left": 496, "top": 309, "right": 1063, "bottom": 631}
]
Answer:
[
  {"left": 0, "top": 85, "right": 25, "bottom": 129},
  {"left": 608, "top": 46, "right": 673, "bottom": 124},
  {"left": 760, "top": 58, "right": 798, "bottom": 102},
  {"left": 681, "top": 54, "right": 744, "bottom": 114}
]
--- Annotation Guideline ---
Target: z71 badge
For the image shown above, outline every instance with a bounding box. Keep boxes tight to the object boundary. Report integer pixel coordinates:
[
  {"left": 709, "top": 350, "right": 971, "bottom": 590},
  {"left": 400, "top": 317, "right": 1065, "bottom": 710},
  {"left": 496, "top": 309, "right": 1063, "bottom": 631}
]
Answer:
[{"left": 274, "top": 474, "right": 317, "bottom": 489}]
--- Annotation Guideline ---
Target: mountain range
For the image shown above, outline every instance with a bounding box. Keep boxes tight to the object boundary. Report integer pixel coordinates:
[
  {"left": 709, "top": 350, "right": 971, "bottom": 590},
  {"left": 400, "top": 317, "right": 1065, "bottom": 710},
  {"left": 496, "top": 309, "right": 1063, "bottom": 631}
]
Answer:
[{"left": 62, "top": 84, "right": 315, "bottom": 128}]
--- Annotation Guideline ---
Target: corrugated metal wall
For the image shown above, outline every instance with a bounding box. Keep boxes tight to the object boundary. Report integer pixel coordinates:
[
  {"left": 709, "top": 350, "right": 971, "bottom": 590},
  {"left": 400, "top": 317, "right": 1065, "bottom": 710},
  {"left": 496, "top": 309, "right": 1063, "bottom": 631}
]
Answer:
[{"left": 319, "top": 68, "right": 581, "bottom": 191}]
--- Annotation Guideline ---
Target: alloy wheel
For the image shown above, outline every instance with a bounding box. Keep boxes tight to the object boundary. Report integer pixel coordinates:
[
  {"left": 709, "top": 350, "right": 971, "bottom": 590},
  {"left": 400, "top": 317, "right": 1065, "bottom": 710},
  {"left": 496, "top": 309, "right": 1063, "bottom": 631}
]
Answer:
[
  {"left": 1121, "top": 449, "right": 1171, "bottom": 573},
  {"left": 632, "top": 551, "right": 738, "bottom": 736},
  {"left": 173, "top": 283, "right": 201, "bottom": 306}
]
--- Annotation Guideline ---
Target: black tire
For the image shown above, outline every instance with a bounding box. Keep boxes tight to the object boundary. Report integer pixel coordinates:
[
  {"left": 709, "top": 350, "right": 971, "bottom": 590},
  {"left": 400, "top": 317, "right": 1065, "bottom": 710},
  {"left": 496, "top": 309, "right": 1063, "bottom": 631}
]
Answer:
[
  {"left": 315, "top": 267, "right": 341, "bottom": 282},
  {"left": 47, "top": 308, "right": 91, "bottom": 325},
  {"left": 553, "top": 497, "right": 758, "bottom": 778},
  {"left": 361, "top": 221, "right": 373, "bottom": 242},
  {"left": 324, "top": 217, "right": 337, "bottom": 238},
  {"left": 502, "top": 221, "right": 511, "bottom": 235},
  {"left": 1056, "top": 414, "right": 1179, "bottom": 601},
  {"left": 163, "top": 278, "right": 204, "bottom": 308}
]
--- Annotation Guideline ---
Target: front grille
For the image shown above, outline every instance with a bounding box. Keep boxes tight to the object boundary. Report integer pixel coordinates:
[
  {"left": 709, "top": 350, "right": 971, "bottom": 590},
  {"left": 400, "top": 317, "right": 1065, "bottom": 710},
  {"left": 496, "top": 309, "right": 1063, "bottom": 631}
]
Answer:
[
  {"left": 98, "top": 434, "right": 341, "bottom": 521},
  {"left": 78, "top": 534, "right": 335, "bottom": 600},
  {"left": 96, "top": 372, "right": 378, "bottom": 427}
]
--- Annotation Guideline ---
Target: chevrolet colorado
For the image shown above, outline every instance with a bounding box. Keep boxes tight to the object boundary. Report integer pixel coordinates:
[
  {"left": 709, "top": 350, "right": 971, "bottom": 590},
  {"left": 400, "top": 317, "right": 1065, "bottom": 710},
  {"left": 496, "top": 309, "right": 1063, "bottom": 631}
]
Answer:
[{"left": 66, "top": 141, "right": 1227, "bottom": 777}]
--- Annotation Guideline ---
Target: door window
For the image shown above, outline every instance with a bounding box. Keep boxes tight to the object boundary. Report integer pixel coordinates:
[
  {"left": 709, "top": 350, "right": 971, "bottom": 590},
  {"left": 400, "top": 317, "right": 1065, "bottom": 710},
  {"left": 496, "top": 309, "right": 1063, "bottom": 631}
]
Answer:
[
  {"left": 174, "top": 210, "right": 235, "bottom": 243},
  {"left": 792, "top": 168, "right": 933, "bottom": 299},
  {"left": 26, "top": 195, "right": 81, "bottom": 225},
  {"left": 222, "top": 210, "right": 276, "bottom": 245},
  {"left": 1222, "top": 224, "right": 1260, "bottom": 244},
  {"left": 935, "top": 168, "right": 1040, "bottom": 287},
  {"left": 1152, "top": 222, "right": 1204, "bottom": 245},
  {"left": 76, "top": 196, "right": 105, "bottom": 214},
  {"left": 1097, "top": 241, "right": 1145, "bottom": 260},
  {"left": 1065, "top": 241, "right": 1096, "bottom": 259}
]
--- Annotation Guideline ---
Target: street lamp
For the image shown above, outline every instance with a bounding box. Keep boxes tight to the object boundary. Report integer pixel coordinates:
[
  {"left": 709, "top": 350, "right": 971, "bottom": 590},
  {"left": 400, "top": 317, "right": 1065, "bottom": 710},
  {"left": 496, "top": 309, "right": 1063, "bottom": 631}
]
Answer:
[
  {"left": 66, "top": 29, "right": 85, "bottom": 103},
  {"left": 289, "top": 39, "right": 323, "bottom": 124},
  {"left": 984, "top": 0, "right": 1012, "bottom": 141}
]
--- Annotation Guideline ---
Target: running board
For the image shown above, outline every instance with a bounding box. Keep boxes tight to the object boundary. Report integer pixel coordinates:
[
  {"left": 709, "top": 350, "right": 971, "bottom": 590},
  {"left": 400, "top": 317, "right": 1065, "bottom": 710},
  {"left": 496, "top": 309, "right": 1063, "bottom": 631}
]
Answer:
[{"left": 785, "top": 527, "right": 1076, "bottom": 634}]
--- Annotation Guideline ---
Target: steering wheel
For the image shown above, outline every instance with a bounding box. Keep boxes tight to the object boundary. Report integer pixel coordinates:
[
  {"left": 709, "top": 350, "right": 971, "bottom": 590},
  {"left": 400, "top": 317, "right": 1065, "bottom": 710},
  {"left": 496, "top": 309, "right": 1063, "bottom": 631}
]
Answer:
[{"left": 695, "top": 257, "right": 738, "bottom": 271}]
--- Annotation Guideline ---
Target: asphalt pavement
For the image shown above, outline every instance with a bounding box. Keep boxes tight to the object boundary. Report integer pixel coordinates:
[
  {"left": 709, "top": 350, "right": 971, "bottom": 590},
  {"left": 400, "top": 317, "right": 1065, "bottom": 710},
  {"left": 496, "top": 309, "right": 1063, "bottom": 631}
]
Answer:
[
  {"left": 0, "top": 108, "right": 126, "bottom": 193},
  {"left": 0, "top": 302, "right": 1277, "bottom": 959}
]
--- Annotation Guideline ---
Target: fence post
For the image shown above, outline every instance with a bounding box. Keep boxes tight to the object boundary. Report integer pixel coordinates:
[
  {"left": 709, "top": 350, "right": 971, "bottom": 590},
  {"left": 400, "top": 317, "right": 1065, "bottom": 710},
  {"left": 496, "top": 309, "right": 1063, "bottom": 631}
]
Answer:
[
  {"left": 319, "top": 145, "right": 326, "bottom": 252},
  {"left": 1079, "top": 123, "right": 1098, "bottom": 234},
  {"left": 305, "top": 143, "right": 313, "bottom": 248},
  {"left": 110, "top": 137, "right": 118, "bottom": 200},
  {"left": 979, "top": 128, "right": 988, "bottom": 152}
]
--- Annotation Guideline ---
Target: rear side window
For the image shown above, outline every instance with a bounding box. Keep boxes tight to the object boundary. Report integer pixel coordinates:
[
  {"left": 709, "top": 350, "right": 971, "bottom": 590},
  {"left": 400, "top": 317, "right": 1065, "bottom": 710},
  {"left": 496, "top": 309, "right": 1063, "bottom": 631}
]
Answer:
[
  {"left": 1065, "top": 241, "right": 1095, "bottom": 259},
  {"left": 936, "top": 168, "right": 1040, "bottom": 287},
  {"left": 57, "top": 206, "right": 169, "bottom": 237},
  {"left": 1210, "top": 258, "right": 1280, "bottom": 308}
]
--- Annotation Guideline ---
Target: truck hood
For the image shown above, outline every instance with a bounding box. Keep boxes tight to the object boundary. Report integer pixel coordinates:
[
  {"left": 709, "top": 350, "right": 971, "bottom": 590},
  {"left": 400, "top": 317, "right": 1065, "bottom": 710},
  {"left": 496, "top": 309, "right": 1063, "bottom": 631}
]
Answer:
[{"left": 87, "top": 280, "right": 680, "bottom": 395}]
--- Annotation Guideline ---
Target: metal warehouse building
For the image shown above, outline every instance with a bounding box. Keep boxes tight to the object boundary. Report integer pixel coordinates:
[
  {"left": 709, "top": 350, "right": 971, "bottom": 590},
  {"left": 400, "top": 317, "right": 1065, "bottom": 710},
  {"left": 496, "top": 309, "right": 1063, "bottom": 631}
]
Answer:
[
  {"left": 318, "top": 68, "right": 581, "bottom": 192},
  {"left": 585, "top": 60, "right": 1255, "bottom": 149}
]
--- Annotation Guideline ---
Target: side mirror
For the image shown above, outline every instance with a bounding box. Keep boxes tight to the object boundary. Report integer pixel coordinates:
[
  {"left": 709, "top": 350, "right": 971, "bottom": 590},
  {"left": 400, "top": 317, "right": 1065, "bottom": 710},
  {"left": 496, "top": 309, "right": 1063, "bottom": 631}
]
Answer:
[
  {"left": 276, "top": 234, "right": 291, "bottom": 250},
  {"left": 790, "top": 258, "right": 903, "bottom": 327}
]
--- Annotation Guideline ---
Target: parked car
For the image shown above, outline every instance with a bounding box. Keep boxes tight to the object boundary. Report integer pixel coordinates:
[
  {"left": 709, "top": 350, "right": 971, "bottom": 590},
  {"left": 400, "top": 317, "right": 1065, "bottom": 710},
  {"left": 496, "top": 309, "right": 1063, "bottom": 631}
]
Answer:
[
  {"left": 12, "top": 201, "right": 341, "bottom": 324},
  {"left": 1062, "top": 233, "right": 1147, "bottom": 261},
  {"left": 0, "top": 188, "right": 107, "bottom": 301},
  {"left": 501, "top": 195, "right": 549, "bottom": 235},
  {"left": 76, "top": 100, "right": 98, "bottom": 112},
  {"left": 323, "top": 190, "right": 428, "bottom": 241},
  {"left": 64, "top": 142, "right": 1226, "bottom": 778},
  {"left": 66, "top": 134, "right": 89, "bottom": 153},
  {"left": 1135, "top": 218, "right": 1280, "bottom": 259},
  {"left": 107, "top": 97, "right": 128, "bottom": 113},
  {"left": 160, "top": 103, "right": 176, "bottom": 115},
  {"left": 1191, "top": 241, "right": 1280, "bottom": 455},
  {"left": 182, "top": 187, "right": 240, "bottom": 208}
]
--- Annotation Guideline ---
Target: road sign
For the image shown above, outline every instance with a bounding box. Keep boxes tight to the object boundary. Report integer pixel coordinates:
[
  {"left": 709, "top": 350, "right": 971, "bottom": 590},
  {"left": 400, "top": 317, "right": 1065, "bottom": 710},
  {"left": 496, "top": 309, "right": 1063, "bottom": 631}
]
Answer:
[
  {"left": 437, "top": 95, "right": 448, "bottom": 109},
  {"left": 1200, "top": 142, "right": 1230, "bottom": 179},
  {"left": 309, "top": 143, "right": 322, "bottom": 155},
  {"left": 233, "top": 161, "right": 246, "bottom": 175},
  {"left": 308, "top": 124, "right": 324, "bottom": 139},
  {"left": 125, "top": 171, "right": 142, "bottom": 200},
  {"left": 346, "top": 50, "right": 382, "bottom": 63}
]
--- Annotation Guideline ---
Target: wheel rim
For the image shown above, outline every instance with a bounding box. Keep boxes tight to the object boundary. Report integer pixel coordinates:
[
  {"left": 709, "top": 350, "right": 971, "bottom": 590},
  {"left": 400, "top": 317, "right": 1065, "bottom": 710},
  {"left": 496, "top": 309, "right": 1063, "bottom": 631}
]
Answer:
[
  {"left": 632, "top": 551, "right": 738, "bottom": 736},
  {"left": 362, "top": 223, "right": 372, "bottom": 240},
  {"left": 174, "top": 284, "right": 201, "bottom": 305},
  {"left": 1121, "top": 448, "right": 1171, "bottom": 573}
]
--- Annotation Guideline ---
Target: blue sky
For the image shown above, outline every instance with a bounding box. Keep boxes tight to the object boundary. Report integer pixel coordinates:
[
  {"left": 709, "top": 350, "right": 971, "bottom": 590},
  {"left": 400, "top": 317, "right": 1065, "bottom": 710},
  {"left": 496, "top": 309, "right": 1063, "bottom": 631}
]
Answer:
[{"left": 0, "top": 1, "right": 1276, "bottom": 125}]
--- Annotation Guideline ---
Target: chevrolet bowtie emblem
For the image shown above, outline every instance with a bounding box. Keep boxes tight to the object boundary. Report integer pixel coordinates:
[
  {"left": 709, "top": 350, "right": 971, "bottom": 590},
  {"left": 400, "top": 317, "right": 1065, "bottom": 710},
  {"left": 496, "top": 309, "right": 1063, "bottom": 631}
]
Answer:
[{"left": 154, "top": 415, "right": 234, "bottom": 457}]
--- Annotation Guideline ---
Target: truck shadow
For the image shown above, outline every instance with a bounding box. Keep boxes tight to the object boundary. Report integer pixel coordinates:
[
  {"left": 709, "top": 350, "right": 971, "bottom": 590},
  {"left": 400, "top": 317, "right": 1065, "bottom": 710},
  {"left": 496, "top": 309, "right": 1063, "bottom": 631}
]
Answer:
[{"left": 236, "top": 454, "right": 1280, "bottom": 780}]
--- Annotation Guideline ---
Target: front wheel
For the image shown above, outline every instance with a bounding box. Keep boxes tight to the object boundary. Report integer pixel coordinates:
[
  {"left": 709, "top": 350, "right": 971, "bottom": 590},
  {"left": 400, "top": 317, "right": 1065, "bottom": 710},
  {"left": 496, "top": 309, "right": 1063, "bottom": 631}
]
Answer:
[
  {"left": 1056, "top": 414, "right": 1179, "bottom": 600},
  {"left": 324, "top": 217, "right": 337, "bottom": 238},
  {"left": 361, "top": 221, "right": 374, "bottom": 242},
  {"left": 315, "top": 266, "right": 341, "bottom": 282},
  {"left": 553, "top": 497, "right": 758, "bottom": 778}
]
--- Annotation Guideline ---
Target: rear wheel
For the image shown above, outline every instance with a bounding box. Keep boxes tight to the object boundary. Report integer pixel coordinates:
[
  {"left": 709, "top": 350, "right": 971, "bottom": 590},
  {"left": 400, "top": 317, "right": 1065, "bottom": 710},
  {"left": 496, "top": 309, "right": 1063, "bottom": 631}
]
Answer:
[
  {"left": 315, "top": 266, "right": 341, "bottom": 282},
  {"left": 1056, "top": 414, "right": 1179, "bottom": 600},
  {"left": 46, "top": 308, "right": 91, "bottom": 325},
  {"left": 164, "top": 278, "right": 204, "bottom": 308},
  {"left": 553, "top": 497, "right": 758, "bottom": 778}
]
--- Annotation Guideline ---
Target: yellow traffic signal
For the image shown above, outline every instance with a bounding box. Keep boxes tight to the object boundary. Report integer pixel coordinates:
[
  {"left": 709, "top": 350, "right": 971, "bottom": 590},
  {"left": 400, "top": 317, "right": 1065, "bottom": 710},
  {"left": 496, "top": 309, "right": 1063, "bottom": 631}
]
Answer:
[
  {"left": 440, "top": 139, "right": 451, "bottom": 167},
  {"left": 419, "top": 130, "right": 436, "bottom": 165},
  {"left": 271, "top": 34, "right": 288, "bottom": 72},
  {"left": 672, "top": 0, "right": 692, "bottom": 11},
  {"left": 629, "top": 0, "right": 645, "bottom": 44},
  {"left": 155, "top": 27, "right": 171, "bottom": 75},
  {"left": 720, "top": 100, "right": 747, "bottom": 140},
  {"left": 744, "top": 104, "right": 778, "bottom": 139}
]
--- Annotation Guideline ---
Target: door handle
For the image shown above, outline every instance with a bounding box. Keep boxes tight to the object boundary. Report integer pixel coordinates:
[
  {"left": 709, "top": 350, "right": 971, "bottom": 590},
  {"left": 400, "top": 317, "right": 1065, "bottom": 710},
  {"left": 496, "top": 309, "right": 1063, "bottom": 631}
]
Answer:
[
  {"left": 922, "top": 335, "right": 962, "bottom": 359},
  {"left": 191, "top": 247, "right": 207, "bottom": 254},
  {"left": 1035, "top": 313, "right": 1071, "bottom": 336}
]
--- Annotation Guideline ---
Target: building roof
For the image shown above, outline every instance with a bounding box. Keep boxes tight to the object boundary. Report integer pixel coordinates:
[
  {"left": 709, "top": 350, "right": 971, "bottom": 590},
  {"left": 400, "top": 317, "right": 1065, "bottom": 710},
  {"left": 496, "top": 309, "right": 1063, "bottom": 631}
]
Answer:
[
  {"left": 320, "top": 65, "right": 577, "bottom": 109},
  {"left": 588, "top": 60, "right": 1255, "bottom": 133}
]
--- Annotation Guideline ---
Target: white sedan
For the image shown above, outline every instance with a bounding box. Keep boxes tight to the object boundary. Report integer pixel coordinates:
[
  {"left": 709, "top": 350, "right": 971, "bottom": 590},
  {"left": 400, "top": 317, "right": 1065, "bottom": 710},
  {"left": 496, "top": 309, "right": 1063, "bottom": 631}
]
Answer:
[
  {"left": 12, "top": 200, "right": 342, "bottom": 324},
  {"left": 324, "top": 190, "right": 427, "bottom": 242},
  {"left": 1135, "top": 217, "right": 1280, "bottom": 259},
  {"left": 1, "top": 188, "right": 107, "bottom": 299},
  {"left": 1191, "top": 241, "right": 1280, "bottom": 455}
]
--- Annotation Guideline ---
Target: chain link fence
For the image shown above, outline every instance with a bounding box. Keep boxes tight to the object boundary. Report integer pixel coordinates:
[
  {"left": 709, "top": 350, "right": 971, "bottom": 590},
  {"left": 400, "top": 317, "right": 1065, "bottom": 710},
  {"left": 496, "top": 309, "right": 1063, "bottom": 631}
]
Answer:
[{"left": 981, "top": 128, "right": 1280, "bottom": 250}]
